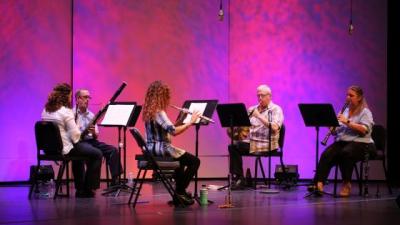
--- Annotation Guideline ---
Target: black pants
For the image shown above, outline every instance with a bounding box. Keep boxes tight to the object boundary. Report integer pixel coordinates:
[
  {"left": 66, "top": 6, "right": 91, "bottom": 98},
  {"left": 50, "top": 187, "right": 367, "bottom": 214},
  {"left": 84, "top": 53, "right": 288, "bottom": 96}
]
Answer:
[
  {"left": 68, "top": 142, "right": 103, "bottom": 191},
  {"left": 174, "top": 152, "right": 200, "bottom": 194},
  {"left": 228, "top": 142, "right": 250, "bottom": 179},
  {"left": 81, "top": 139, "right": 122, "bottom": 178},
  {"left": 315, "top": 141, "right": 376, "bottom": 182}
]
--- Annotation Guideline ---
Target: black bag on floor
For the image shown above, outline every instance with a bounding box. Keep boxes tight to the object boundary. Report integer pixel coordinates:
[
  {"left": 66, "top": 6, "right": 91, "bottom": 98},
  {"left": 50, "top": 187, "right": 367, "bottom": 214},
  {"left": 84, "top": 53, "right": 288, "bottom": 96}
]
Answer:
[{"left": 29, "top": 165, "right": 54, "bottom": 182}]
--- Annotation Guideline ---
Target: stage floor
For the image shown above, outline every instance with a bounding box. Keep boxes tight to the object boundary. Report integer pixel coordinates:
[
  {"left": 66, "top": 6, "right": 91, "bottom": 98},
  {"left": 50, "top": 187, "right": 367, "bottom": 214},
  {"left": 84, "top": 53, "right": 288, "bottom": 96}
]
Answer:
[{"left": 0, "top": 180, "right": 399, "bottom": 225}]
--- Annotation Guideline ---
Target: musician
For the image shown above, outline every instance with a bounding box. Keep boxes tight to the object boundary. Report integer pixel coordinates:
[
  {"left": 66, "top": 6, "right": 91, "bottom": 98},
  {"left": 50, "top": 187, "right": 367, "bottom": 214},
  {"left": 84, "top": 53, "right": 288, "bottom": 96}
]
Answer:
[
  {"left": 74, "top": 89, "right": 122, "bottom": 187},
  {"left": 228, "top": 84, "right": 284, "bottom": 190},
  {"left": 142, "top": 80, "right": 201, "bottom": 206},
  {"left": 314, "top": 85, "right": 376, "bottom": 197},
  {"left": 41, "top": 83, "right": 102, "bottom": 198}
]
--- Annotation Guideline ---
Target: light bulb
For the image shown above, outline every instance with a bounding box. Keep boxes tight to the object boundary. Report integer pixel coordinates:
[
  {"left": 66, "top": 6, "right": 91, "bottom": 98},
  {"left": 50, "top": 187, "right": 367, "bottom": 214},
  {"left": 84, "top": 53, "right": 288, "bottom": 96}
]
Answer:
[
  {"left": 348, "top": 22, "right": 354, "bottom": 35},
  {"left": 219, "top": 9, "right": 224, "bottom": 21}
]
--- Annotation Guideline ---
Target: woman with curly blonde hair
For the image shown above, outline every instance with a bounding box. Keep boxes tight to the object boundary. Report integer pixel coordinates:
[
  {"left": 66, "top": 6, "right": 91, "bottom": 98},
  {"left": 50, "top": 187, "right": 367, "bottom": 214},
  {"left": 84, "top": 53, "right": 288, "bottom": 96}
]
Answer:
[
  {"left": 142, "top": 80, "right": 201, "bottom": 206},
  {"left": 42, "top": 83, "right": 102, "bottom": 198}
]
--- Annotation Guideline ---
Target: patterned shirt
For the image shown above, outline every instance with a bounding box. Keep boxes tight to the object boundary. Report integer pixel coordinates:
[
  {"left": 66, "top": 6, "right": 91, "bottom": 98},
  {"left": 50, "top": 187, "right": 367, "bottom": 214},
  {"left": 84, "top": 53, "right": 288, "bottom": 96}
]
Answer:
[
  {"left": 247, "top": 102, "right": 284, "bottom": 153},
  {"left": 335, "top": 107, "right": 374, "bottom": 143},
  {"left": 145, "top": 111, "right": 185, "bottom": 158}
]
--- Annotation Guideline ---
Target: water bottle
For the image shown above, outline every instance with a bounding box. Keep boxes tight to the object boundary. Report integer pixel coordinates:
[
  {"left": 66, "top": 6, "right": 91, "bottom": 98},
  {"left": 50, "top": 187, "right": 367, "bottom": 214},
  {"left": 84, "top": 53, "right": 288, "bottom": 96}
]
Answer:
[
  {"left": 38, "top": 179, "right": 54, "bottom": 199},
  {"left": 199, "top": 184, "right": 208, "bottom": 206},
  {"left": 48, "top": 179, "right": 55, "bottom": 198},
  {"left": 127, "top": 172, "right": 134, "bottom": 187}
]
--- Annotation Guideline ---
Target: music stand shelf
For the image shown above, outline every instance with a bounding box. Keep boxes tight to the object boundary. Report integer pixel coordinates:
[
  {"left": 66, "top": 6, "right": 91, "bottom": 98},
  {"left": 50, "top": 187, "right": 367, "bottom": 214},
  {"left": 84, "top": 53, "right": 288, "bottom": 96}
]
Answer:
[
  {"left": 99, "top": 102, "right": 142, "bottom": 197},
  {"left": 298, "top": 103, "right": 339, "bottom": 197}
]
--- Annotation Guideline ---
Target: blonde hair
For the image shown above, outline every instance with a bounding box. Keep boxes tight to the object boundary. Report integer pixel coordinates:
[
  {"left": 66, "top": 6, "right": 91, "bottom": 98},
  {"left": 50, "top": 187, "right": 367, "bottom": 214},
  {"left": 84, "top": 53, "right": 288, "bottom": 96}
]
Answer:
[
  {"left": 142, "top": 81, "right": 171, "bottom": 122},
  {"left": 349, "top": 85, "right": 368, "bottom": 115}
]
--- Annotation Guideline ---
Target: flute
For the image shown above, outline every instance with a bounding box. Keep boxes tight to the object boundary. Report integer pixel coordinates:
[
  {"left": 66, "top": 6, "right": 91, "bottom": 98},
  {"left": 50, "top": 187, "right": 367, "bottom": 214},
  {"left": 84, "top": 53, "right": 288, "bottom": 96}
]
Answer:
[{"left": 170, "top": 105, "right": 215, "bottom": 123}]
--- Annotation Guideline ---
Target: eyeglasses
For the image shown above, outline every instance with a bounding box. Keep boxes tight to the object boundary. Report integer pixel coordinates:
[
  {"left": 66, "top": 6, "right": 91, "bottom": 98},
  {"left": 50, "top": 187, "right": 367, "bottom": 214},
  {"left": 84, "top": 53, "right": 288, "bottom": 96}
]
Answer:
[
  {"left": 80, "top": 95, "right": 91, "bottom": 99},
  {"left": 257, "top": 93, "right": 270, "bottom": 98}
]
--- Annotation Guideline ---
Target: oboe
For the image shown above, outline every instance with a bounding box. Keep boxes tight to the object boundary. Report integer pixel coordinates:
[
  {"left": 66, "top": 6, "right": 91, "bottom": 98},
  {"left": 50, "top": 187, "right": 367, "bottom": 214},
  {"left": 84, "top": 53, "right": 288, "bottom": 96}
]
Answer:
[
  {"left": 170, "top": 105, "right": 215, "bottom": 123},
  {"left": 321, "top": 102, "right": 349, "bottom": 146}
]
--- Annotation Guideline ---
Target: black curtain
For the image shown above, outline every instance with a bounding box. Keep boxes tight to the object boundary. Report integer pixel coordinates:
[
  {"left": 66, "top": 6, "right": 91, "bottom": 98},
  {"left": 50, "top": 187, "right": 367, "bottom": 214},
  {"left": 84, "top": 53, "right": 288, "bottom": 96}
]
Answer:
[{"left": 387, "top": 0, "right": 400, "bottom": 186}]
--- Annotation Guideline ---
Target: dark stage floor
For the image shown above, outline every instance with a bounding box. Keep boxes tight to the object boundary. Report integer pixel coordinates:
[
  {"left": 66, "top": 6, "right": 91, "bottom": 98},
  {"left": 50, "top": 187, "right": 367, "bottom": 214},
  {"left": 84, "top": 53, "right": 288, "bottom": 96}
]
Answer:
[{"left": 0, "top": 180, "right": 399, "bottom": 225}]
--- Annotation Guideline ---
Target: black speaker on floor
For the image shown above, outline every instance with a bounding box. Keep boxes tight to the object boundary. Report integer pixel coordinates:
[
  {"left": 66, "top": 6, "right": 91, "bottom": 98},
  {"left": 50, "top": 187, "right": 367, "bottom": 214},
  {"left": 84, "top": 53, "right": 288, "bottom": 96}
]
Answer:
[{"left": 274, "top": 165, "right": 299, "bottom": 185}]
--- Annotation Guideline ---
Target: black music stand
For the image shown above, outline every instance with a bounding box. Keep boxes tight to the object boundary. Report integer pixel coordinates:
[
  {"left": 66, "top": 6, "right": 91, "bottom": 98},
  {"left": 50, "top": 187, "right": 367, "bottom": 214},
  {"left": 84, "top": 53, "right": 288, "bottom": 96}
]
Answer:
[
  {"left": 100, "top": 102, "right": 142, "bottom": 197},
  {"left": 176, "top": 99, "right": 218, "bottom": 205},
  {"left": 216, "top": 103, "right": 251, "bottom": 191},
  {"left": 298, "top": 103, "right": 339, "bottom": 197}
]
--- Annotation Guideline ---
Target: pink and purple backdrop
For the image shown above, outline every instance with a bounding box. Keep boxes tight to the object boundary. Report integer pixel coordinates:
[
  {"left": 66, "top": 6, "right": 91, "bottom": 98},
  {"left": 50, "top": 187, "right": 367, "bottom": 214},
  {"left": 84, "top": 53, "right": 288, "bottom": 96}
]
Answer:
[{"left": 0, "top": 0, "right": 387, "bottom": 182}]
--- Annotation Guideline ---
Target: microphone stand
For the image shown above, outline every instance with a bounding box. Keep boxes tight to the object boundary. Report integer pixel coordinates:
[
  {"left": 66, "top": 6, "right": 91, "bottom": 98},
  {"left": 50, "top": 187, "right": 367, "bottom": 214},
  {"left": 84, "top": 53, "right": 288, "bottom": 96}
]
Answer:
[{"left": 260, "top": 110, "right": 279, "bottom": 194}]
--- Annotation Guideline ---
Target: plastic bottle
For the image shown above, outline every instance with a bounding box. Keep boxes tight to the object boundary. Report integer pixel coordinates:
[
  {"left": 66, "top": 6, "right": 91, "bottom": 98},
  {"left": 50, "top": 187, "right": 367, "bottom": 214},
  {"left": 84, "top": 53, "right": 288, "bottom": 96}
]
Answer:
[
  {"left": 127, "top": 172, "right": 134, "bottom": 187},
  {"left": 199, "top": 184, "right": 208, "bottom": 206},
  {"left": 39, "top": 179, "right": 54, "bottom": 199},
  {"left": 48, "top": 179, "right": 55, "bottom": 198}
]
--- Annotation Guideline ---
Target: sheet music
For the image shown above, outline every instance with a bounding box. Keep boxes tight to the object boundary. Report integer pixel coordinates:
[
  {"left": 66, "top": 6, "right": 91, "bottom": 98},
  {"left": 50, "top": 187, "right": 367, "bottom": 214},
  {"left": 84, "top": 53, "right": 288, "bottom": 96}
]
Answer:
[
  {"left": 183, "top": 102, "right": 207, "bottom": 124},
  {"left": 100, "top": 104, "right": 135, "bottom": 126}
]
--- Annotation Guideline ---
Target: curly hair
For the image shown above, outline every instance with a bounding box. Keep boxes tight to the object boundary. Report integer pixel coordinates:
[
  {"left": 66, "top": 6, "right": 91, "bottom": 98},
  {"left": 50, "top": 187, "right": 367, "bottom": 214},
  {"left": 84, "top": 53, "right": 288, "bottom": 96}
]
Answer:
[
  {"left": 45, "top": 83, "right": 72, "bottom": 112},
  {"left": 143, "top": 81, "right": 171, "bottom": 122},
  {"left": 349, "top": 85, "right": 368, "bottom": 116}
]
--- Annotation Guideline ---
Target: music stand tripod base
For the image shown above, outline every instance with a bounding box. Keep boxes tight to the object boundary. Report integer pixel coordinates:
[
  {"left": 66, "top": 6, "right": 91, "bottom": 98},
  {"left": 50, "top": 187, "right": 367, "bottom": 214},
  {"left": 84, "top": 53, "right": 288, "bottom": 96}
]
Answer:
[{"left": 260, "top": 188, "right": 280, "bottom": 194}]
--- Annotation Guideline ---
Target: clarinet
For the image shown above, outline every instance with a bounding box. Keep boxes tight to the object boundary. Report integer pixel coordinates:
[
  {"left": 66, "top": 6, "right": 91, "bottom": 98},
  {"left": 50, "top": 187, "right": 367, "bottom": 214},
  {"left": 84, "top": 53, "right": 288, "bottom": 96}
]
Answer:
[
  {"left": 80, "top": 82, "right": 127, "bottom": 140},
  {"left": 321, "top": 102, "right": 349, "bottom": 146}
]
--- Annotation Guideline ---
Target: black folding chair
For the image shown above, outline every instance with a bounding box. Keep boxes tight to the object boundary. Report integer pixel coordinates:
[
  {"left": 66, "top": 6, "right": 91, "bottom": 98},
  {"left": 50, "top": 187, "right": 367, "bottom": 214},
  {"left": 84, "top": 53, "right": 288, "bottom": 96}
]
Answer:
[
  {"left": 127, "top": 128, "right": 184, "bottom": 207},
  {"left": 29, "top": 121, "right": 88, "bottom": 199},
  {"left": 245, "top": 124, "right": 287, "bottom": 188},
  {"left": 333, "top": 124, "right": 392, "bottom": 197}
]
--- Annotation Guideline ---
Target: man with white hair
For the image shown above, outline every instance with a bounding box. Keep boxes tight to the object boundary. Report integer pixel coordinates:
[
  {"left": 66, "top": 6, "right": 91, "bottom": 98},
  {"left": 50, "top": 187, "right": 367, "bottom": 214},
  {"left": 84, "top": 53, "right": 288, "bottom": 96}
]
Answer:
[{"left": 228, "top": 84, "right": 284, "bottom": 190}]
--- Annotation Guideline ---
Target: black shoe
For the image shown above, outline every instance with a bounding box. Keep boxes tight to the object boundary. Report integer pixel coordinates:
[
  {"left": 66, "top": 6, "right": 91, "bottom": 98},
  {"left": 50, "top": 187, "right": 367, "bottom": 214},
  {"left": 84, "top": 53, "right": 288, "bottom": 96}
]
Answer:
[
  {"left": 231, "top": 178, "right": 245, "bottom": 190},
  {"left": 307, "top": 185, "right": 316, "bottom": 192},
  {"left": 173, "top": 193, "right": 194, "bottom": 206},
  {"left": 184, "top": 191, "right": 193, "bottom": 198}
]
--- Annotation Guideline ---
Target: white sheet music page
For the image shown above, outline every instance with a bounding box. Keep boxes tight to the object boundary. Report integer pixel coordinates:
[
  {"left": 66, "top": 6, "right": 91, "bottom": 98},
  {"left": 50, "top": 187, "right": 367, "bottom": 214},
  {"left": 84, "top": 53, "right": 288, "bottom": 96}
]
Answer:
[
  {"left": 183, "top": 103, "right": 207, "bottom": 124},
  {"left": 100, "top": 104, "right": 135, "bottom": 126}
]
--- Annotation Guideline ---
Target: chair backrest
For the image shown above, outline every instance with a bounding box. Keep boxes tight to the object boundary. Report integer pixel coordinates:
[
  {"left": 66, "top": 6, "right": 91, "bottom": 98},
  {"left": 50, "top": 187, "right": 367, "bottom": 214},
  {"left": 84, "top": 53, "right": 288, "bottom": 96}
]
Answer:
[
  {"left": 130, "top": 127, "right": 147, "bottom": 152},
  {"left": 371, "top": 124, "right": 386, "bottom": 152},
  {"left": 35, "top": 121, "right": 63, "bottom": 155},
  {"left": 278, "top": 124, "right": 286, "bottom": 150}
]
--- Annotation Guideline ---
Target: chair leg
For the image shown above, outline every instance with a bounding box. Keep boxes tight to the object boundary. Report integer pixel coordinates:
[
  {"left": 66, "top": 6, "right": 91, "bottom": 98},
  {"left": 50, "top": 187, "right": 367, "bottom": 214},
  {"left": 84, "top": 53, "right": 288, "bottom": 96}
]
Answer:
[
  {"left": 106, "top": 162, "right": 110, "bottom": 188},
  {"left": 66, "top": 161, "right": 70, "bottom": 197},
  {"left": 354, "top": 163, "right": 362, "bottom": 196},
  {"left": 128, "top": 169, "right": 145, "bottom": 206},
  {"left": 279, "top": 156, "right": 287, "bottom": 188},
  {"left": 54, "top": 162, "right": 66, "bottom": 199},
  {"left": 258, "top": 158, "right": 267, "bottom": 186},
  {"left": 254, "top": 157, "right": 259, "bottom": 189},
  {"left": 333, "top": 165, "right": 339, "bottom": 197},
  {"left": 363, "top": 152, "right": 370, "bottom": 197},
  {"left": 28, "top": 164, "right": 41, "bottom": 199}
]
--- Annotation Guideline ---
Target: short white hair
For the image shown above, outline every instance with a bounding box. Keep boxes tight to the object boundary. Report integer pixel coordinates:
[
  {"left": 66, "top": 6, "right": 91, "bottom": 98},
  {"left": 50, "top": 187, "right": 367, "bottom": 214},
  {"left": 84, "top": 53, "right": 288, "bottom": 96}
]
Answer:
[{"left": 257, "top": 84, "right": 272, "bottom": 94}]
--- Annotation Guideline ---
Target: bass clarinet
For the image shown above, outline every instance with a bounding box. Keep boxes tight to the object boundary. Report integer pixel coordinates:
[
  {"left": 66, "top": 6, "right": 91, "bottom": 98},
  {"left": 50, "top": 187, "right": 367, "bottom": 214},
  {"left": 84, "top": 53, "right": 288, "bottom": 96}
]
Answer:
[{"left": 320, "top": 102, "right": 349, "bottom": 146}]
